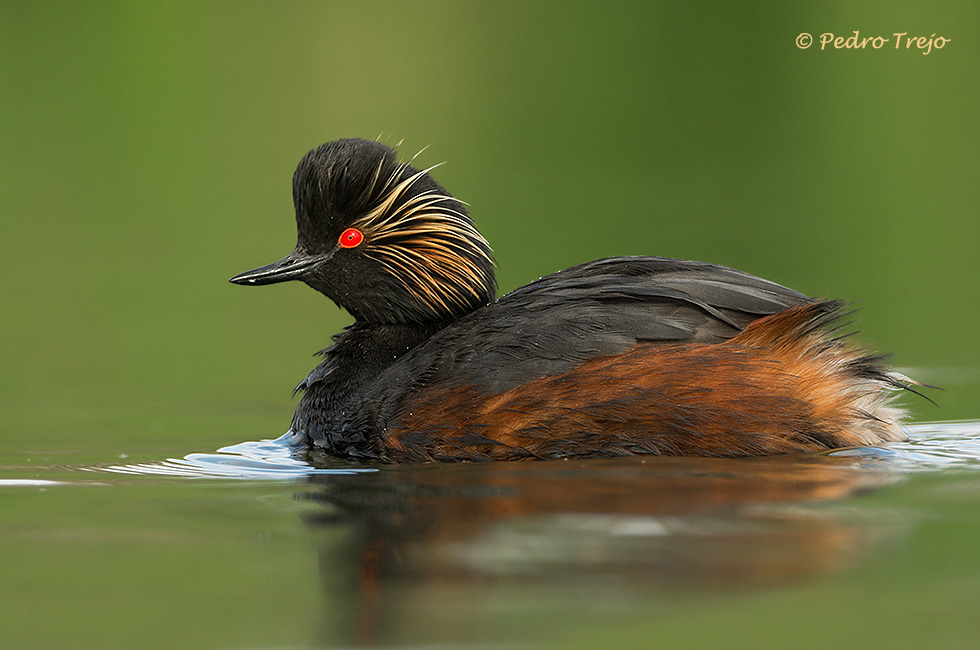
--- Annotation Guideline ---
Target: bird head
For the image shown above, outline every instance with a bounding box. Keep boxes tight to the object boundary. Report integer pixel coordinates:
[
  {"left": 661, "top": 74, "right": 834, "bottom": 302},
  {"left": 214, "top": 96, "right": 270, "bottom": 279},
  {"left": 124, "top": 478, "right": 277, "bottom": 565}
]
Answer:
[{"left": 230, "top": 138, "right": 496, "bottom": 324}]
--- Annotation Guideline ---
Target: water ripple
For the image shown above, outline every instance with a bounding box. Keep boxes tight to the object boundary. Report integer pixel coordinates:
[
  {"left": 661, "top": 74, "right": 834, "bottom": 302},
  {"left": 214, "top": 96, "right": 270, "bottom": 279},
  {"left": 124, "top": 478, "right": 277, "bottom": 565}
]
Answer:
[
  {"left": 95, "top": 420, "right": 980, "bottom": 480},
  {"left": 98, "top": 434, "right": 376, "bottom": 480}
]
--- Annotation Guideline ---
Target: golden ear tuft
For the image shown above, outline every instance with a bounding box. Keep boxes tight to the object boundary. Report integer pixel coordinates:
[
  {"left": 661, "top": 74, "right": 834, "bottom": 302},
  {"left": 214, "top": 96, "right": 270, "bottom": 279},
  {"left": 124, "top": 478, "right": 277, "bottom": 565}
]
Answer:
[{"left": 348, "top": 161, "right": 494, "bottom": 317}]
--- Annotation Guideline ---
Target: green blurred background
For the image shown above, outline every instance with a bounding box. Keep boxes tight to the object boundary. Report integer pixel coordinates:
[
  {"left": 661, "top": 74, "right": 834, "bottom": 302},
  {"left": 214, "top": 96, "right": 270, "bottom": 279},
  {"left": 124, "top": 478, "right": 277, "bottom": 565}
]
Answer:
[{"left": 1, "top": 0, "right": 978, "bottom": 461}]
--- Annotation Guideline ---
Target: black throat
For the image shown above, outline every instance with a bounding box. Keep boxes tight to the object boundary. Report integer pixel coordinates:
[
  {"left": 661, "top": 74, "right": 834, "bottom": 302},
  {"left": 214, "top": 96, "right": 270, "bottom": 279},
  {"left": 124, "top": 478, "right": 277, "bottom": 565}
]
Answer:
[{"left": 289, "top": 320, "right": 446, "bottom": 459}]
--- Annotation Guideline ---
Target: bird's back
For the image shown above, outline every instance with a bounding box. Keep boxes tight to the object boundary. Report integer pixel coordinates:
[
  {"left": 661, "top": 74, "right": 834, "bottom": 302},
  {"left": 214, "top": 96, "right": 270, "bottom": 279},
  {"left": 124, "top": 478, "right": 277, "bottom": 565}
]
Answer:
[{"left": 375, "top": 256, "right": 814, "bottom": 395}]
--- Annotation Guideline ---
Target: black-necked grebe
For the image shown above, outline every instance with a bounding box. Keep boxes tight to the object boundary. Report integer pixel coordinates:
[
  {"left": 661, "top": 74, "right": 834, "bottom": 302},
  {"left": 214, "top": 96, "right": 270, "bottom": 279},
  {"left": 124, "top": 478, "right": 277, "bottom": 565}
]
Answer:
[{"left": 230, "top": 138, "right": 917, "bottom": 462}]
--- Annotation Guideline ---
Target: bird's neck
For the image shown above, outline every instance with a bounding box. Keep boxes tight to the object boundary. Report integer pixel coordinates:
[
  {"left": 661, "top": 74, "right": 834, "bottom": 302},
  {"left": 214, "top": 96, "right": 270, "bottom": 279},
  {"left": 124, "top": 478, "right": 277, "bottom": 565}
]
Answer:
[
  {"left": 331, "top": 320, "right": 445, "bottom": 381},
  {"left": 290, "top": 320, "right": 447, "bottom": 455}
]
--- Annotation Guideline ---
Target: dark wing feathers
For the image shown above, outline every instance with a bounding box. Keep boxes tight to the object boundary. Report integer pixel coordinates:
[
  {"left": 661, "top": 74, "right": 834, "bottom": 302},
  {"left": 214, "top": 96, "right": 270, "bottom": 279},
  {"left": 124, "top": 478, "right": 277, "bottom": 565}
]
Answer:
[{"left": 376, "top": 256, "right": 813, "bottom": 398}]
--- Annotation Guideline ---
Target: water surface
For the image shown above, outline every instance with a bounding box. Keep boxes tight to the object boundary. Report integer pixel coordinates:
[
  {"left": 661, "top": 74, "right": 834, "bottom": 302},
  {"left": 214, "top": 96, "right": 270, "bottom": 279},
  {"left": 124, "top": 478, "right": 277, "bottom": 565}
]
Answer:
[{"left": 4, "top": 419, "right": 980, "bottom": 649}]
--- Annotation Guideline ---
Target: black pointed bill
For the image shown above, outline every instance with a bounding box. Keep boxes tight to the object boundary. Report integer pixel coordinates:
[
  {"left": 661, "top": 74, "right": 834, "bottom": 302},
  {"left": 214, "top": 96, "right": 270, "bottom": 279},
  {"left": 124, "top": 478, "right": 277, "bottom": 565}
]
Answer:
[{"left": 229, "top": 249, "right": 330, "bottom": 286}]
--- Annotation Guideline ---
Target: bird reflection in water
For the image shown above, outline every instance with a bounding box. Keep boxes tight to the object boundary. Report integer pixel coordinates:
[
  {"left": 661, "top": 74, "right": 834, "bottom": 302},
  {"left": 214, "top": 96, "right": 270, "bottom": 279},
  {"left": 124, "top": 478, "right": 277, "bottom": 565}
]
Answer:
[{"left": 300, "top": 452, "right": 902, "bottom": 647}]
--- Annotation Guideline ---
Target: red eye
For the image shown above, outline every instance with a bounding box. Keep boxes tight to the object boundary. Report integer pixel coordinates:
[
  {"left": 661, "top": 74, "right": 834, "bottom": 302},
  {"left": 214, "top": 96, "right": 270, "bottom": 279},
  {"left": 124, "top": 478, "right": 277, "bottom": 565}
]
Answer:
[{"left": 338, "top": 228, "right": 363, "bottom": 248}]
